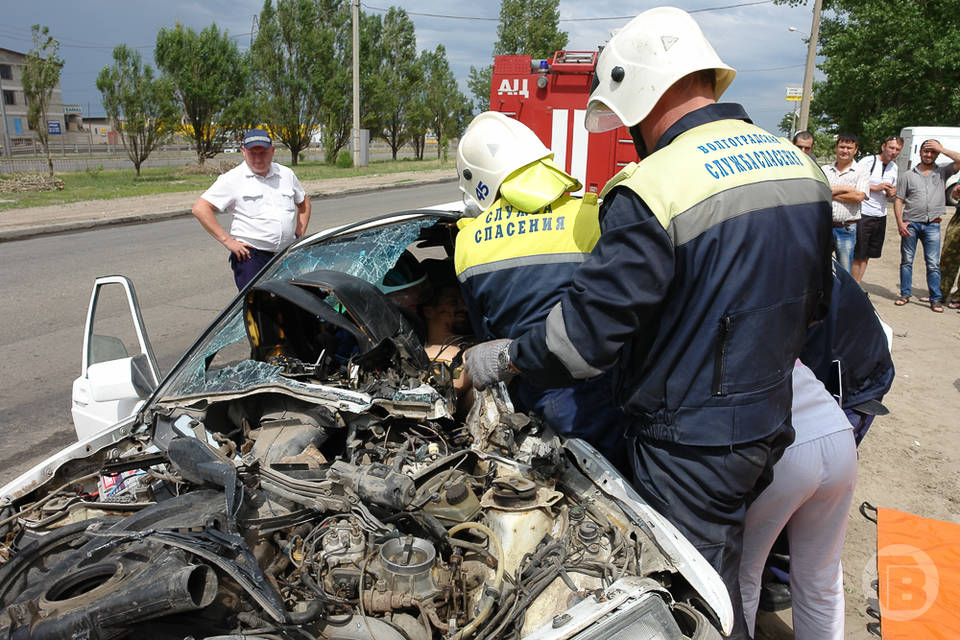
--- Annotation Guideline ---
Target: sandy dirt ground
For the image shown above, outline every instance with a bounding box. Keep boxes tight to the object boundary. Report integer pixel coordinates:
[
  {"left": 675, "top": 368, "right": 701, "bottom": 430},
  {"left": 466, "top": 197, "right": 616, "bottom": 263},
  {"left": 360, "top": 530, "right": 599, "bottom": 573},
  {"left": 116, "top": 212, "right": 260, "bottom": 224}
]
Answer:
[{"left": 755, "top": 207, "right": 960, "bottom": 639}]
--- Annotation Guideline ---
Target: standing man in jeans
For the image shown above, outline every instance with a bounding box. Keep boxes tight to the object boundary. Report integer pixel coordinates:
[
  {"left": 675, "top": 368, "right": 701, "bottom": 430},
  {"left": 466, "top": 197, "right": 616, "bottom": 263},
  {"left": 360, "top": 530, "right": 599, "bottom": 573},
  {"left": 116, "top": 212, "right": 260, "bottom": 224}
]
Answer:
[
  {"left": 894, "top": 139, "right": 960, "bottom": 312},
  {"left": 192, "top": 128, "right": 311, "bottom": 290},
  {"left": 822, "top": 134, "right": 869, "bottom": 273},
  {"left": 852, "top": 136, "right": 902, "bottom": 283}
]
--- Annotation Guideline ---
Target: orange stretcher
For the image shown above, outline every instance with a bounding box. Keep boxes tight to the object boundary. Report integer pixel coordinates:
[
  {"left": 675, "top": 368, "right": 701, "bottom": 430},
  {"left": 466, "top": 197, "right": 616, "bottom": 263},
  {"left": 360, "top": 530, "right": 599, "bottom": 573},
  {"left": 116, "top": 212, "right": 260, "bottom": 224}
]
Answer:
[{"left": 863, "top": 504, "right": 960, "bottom": 638}]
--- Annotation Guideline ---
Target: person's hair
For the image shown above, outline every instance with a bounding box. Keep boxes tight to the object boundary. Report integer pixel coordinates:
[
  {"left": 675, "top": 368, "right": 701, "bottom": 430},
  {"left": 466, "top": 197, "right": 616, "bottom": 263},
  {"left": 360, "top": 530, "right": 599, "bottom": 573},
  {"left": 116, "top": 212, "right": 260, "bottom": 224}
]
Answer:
[
  {"left": 921, "top": 138, "right": 939, "bottom": 147},
  {"left": 793, "top": 130, "right": 814, "bottom": 144},
  {"left": 835, "top": 132, "right": 858, "bottom": 146},
  {"left": 883, "top": 135, "right": 904, "bottom": 146}
]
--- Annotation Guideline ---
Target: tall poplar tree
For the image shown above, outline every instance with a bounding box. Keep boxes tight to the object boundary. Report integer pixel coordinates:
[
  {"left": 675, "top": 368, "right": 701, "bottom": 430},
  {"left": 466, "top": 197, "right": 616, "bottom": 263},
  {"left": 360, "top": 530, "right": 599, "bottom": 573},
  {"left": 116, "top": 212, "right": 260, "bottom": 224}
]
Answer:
[
  {"left": 97, "top": 45, "right": 179, "bottom": 176},
  {"left": 155, "top": 23, "right": 254, "bottom": 164},
  {"left": 367, "top": 7, "right": 421, "bottom": 159},
  {"left": 21, "top": 25, "right": 63, "bottom": 177},
  {"left": 467, "top": 0, "right": 568, "bottom": 109},
  {"left": 251, "top": 0, "right": 331, "bottom": 165}
]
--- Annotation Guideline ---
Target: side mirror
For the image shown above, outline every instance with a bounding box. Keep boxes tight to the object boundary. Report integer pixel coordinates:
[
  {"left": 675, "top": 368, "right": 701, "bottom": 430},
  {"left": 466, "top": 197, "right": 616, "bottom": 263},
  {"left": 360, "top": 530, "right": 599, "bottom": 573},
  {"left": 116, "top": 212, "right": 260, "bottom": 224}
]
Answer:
[
  {"left": 131, "top": 353, "right": 157, "bottom": 397},
  {"left": 89, "top": 356, "right": 153, "bottom": 402}
]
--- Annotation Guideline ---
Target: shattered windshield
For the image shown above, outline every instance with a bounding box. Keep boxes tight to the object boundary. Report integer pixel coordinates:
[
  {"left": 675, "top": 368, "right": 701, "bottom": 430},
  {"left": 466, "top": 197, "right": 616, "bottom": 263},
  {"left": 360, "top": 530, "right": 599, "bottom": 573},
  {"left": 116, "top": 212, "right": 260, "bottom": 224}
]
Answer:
[{"left": 160, "top": 216, "right": 440, "bottom": 399}]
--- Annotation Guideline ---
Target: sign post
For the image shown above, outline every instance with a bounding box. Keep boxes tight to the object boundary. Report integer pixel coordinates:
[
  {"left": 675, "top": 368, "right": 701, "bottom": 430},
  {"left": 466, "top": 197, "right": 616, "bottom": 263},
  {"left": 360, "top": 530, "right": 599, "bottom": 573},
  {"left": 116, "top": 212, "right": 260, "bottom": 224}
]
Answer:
[{"left": 785, "top": 86, "right": 803, "bottom": 139}]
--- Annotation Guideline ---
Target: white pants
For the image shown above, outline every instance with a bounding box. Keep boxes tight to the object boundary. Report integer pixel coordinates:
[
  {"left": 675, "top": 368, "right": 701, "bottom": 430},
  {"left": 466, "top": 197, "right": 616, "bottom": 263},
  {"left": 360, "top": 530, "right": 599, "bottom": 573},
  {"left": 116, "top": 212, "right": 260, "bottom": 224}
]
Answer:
[{"left": 739, "top": 428, "right": 858, "bottom": 639}]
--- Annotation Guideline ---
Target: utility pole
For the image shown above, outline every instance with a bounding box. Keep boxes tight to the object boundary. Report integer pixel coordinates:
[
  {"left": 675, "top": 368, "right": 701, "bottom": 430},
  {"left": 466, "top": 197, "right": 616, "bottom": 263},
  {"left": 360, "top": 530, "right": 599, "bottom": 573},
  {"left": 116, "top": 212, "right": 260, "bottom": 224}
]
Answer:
[
  {"left": 798, "top": 0, "right": 822, "bottom": 131},
  {"left": 352, "top": 0, "right": 361, "bottom": 167},
  {"left": 0, "top": 74, "right": 11, "bottom": 158}
]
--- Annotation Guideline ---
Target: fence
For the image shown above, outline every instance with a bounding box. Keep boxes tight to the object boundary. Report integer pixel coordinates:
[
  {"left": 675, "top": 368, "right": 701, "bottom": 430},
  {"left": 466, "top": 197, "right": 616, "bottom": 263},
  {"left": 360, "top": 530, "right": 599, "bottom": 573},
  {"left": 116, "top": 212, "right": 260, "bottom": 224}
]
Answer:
[{"left": 0, "top": 139, "right": 448, "bottom": 174}]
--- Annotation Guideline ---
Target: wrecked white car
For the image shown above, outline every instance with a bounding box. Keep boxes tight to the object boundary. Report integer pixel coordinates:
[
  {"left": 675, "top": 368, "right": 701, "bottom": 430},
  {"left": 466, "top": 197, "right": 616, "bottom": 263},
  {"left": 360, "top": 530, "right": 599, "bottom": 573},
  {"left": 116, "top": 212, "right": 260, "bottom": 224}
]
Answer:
[{"left": 0, "top": 210, "right": 732, "bottom": 640}]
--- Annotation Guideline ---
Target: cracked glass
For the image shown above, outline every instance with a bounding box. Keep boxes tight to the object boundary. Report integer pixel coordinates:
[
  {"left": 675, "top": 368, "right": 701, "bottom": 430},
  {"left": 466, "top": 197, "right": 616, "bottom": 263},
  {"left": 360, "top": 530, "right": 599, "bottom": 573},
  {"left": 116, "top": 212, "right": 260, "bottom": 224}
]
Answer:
[{"left": 162, "top": 217, "right": 439, "bottom": 399}]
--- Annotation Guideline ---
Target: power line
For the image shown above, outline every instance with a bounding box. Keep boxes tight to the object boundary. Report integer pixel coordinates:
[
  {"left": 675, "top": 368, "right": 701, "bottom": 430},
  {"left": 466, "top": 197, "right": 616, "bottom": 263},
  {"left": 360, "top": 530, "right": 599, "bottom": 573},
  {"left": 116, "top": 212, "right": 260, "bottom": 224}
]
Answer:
[
  {"left": 739, "top": 63, "right": 805, "bottom": 73},
  {"left": 361, "top": 1, "right": 773, "bottom": 21}
]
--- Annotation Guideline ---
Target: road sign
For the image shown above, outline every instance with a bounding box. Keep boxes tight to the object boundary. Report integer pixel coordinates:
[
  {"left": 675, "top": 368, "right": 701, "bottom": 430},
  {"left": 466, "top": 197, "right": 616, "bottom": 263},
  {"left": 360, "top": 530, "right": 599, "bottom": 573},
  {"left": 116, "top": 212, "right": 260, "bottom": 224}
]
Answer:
[
  {"left": 47, "top": 120, "right": 61, "bottom": 135},
  {"left": 785, "top": 87, "right": 803, "bottom": 102}
]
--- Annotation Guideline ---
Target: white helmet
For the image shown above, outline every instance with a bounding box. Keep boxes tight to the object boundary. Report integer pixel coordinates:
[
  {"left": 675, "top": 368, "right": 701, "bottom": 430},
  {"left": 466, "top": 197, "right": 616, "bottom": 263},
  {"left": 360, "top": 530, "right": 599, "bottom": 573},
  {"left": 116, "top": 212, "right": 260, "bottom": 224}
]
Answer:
[
  {"left": 457, "top": 112, "right": 551, "bottom": 210},
  {"left": 585, "top": 7, "right": 736, "bottom": 133}
]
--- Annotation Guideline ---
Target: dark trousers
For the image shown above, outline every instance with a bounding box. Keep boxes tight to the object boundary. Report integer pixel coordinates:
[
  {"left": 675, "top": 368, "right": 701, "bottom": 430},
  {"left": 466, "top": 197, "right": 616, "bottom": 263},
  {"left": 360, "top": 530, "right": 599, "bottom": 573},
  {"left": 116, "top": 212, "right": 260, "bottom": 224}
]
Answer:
[
  {"left": 628, "top": 423, "right": 795, "bottom": 639},
  {"left": 229, "top": 248, "right": 275, "bottom": 290}
]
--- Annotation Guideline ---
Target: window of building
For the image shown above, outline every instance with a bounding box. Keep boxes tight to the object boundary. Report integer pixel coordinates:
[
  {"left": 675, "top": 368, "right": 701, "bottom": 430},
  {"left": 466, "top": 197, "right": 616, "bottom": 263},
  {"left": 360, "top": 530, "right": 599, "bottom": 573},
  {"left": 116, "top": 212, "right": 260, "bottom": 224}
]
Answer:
[
  {"left": 0, "top": 64, "right": 11, "bottom": 80},
  {"left": 2, "top": 90, "right": 15, "bottom": 106}
]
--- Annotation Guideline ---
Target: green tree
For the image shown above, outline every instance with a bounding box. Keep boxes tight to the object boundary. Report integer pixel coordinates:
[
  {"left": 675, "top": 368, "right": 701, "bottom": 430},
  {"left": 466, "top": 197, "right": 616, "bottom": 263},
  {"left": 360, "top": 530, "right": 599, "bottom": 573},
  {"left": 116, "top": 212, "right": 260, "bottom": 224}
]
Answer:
[
  {"left": 367, "top": 7, "right": 421, "bottom": 159},
  {"left": 775, "top": 0, "right": 960, "bottom": 151},
  {"left": 421, "top": 45, "right": 469, "bottom": 160},
  {"left": 316, "top": 2, "right": 353, "bottom": 164},
  {"left": 467, "top": 0, "right": 568, "bottom": 108},
  {"left": 778, "top": 112, "right": 798, "bottom": 137},
  {"left": 155, "top": 23, "right": 255, "bottom": 165},
  {"left": 251, "top": 0, "right": 331, "bottom": 165},
  {"left": 96, "top": 45, "right": 179, "bottom": 176},
  {"left": 21, "top": 25, "right": 63, "bottom": 177}
]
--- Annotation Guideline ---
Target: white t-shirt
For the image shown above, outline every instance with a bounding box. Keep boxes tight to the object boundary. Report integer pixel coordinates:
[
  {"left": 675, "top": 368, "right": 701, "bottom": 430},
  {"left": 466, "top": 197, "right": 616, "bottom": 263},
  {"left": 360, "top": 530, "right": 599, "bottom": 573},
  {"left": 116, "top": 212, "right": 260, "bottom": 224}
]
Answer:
[
  {"left": 201, "top": 161, "right": 306, "bottom": 252},
  {"left": 857, "top": 154, "right": 898, "bottom": 217},
  {"left": 789, "top": 361, "right": 852, "bottom": 448}
]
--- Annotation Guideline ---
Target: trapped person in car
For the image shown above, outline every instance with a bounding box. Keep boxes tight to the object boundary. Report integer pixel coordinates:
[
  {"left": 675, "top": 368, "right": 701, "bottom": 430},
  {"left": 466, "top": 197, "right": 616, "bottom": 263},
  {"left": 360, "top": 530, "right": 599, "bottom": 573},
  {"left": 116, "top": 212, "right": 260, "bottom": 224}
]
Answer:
[
  {"left": 454, "top": 111, "right": 629, "bottom": 472},
  {"left": 463, "top": 8, "right": 833, "bottom": 638},
  {"left": 191, "top": 129, "right": 311, "bottom": 290}
]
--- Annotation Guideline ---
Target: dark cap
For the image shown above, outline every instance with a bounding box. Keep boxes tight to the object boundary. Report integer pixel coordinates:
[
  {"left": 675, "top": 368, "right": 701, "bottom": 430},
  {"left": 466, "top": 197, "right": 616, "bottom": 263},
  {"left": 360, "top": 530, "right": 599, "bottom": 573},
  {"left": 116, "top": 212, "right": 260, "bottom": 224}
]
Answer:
[{"left": 243, "top": 128, "right": 272, "bottom": 149}]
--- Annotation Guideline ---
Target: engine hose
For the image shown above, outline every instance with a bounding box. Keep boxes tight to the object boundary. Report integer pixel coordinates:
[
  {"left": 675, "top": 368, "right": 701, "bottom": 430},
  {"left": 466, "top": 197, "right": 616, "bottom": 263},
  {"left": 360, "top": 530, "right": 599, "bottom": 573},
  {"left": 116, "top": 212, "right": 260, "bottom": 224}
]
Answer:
[
  {"left": 286, "top": 598, "right": 326, "bottom": 625},
  {"left": 445, "top": 522, "right": 504, "bottom": 640}
]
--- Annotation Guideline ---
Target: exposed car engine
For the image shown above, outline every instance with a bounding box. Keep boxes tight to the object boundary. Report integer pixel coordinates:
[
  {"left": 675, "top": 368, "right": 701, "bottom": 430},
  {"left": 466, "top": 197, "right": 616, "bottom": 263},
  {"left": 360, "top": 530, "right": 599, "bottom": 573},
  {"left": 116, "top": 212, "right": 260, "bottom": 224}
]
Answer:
[{"left": 0, "top": 247, "right": 726, "bottom": 639}]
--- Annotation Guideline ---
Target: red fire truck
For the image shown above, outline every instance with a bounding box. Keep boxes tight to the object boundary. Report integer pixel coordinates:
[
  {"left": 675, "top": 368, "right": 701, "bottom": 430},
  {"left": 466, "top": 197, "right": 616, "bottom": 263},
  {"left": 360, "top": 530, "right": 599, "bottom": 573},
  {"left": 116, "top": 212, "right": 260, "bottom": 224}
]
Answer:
[{"left": 488, "top": 51, "right": 635, "bottom": 195}]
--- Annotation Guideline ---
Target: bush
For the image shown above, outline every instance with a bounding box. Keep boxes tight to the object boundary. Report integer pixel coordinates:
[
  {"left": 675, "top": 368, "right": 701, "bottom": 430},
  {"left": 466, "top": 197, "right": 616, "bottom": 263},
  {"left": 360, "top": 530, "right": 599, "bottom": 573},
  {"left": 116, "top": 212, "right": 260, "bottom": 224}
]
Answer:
[{"left": 335, "top": 150, "right": 352, "bottom": 168}]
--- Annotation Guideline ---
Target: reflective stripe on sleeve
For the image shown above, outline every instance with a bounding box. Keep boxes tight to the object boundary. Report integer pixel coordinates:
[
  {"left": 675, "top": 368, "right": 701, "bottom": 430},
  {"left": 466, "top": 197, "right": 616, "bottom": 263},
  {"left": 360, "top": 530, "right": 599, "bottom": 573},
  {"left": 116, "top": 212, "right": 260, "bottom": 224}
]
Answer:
[{"left": 545, "top": 303, "right": 603, "bottom": 379}]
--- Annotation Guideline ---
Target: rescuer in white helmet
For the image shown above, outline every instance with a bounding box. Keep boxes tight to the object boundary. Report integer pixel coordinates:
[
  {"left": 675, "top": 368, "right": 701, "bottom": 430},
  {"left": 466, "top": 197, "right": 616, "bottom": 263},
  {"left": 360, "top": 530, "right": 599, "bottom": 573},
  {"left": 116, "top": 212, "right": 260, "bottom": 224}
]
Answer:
[
  {"left": 463, "top": 9, "right": 834, "bottom": 638},
  {"left": 454, "top": 111, "right": 629, "bottom": 472}
]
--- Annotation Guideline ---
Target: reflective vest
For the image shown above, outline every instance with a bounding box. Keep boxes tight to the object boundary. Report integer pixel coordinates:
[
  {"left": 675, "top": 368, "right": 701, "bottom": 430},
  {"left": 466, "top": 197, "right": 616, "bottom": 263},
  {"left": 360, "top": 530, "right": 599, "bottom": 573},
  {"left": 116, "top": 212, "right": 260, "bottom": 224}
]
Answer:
[
  {"left": 601, "top": 119, "right": 829, "bottom": 239},
  {"left": 569, "top": 118, "right": 832, "bottom": 445},
  {"left": 455, "top": 193, "right": 600, "bottom": 340}
]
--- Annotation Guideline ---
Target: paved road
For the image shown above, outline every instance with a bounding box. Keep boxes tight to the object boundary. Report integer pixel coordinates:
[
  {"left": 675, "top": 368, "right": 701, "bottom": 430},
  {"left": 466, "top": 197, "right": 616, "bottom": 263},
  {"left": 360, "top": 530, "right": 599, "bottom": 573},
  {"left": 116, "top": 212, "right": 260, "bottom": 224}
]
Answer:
[{"left": 0, "top": 182, "right": 460, "bottom": 483}]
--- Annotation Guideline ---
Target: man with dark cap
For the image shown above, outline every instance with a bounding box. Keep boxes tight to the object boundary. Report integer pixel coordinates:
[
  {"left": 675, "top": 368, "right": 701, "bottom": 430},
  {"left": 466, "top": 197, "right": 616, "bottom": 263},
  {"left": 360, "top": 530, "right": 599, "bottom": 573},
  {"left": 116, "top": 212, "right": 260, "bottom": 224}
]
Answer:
[{"left": 192, "top": 128, "right": 311, "bottom": 289}]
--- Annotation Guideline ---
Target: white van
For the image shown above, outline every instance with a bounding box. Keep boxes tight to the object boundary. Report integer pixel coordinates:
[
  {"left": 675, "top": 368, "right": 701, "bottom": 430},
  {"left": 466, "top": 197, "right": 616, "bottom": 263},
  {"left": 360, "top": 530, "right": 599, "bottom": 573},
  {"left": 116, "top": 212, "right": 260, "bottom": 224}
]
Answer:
[{"left": 897, "top": 126, "right": 960, "bottom": 203}]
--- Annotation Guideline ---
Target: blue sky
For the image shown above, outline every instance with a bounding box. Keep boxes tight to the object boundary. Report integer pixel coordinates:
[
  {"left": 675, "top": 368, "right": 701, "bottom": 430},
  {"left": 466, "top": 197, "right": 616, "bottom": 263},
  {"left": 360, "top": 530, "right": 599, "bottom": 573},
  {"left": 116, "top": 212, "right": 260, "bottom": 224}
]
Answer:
[{"left": 2, "top": 1, "right": 821, "bottom": 134}]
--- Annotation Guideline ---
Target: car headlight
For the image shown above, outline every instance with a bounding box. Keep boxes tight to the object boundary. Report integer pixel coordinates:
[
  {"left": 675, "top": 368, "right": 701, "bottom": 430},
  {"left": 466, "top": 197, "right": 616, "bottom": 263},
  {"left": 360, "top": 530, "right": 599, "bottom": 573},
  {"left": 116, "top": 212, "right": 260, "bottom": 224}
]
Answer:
[
  {"left": 522, "top": 577, "right": 722, "bottom": 640},
  {"left": 570, "top": 592, "right": 683, "bottom": 640}
]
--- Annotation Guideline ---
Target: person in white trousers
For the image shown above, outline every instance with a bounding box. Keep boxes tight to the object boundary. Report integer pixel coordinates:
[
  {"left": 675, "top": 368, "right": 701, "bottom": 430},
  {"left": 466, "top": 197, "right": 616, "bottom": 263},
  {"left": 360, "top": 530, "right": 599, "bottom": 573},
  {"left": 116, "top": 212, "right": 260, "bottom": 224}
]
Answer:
[{"left": 739, "top": 361, "right": 858, "bottom": 639}]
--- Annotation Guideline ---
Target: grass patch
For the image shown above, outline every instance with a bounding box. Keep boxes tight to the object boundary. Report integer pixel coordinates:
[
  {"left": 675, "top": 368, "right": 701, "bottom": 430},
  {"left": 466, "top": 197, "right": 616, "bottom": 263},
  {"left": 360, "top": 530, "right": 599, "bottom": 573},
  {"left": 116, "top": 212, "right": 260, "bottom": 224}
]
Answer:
[{"left": 0, "top": 156, "right": 454, "bottom": 212}]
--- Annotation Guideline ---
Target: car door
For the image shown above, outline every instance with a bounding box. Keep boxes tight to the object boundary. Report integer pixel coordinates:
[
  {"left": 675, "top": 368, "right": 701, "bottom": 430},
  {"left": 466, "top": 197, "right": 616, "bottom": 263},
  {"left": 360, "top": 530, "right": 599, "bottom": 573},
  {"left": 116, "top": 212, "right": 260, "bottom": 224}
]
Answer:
[{"left": 71, "top": 276, "right": 161, "bottom": 441}]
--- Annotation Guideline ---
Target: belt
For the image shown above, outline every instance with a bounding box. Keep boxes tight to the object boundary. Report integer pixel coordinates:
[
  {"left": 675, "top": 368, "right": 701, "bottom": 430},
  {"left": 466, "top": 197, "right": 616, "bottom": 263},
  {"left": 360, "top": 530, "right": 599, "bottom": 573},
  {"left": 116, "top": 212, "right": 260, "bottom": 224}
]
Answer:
[{"left": 832, "top": 220, "right": 857, "bottom": 228}]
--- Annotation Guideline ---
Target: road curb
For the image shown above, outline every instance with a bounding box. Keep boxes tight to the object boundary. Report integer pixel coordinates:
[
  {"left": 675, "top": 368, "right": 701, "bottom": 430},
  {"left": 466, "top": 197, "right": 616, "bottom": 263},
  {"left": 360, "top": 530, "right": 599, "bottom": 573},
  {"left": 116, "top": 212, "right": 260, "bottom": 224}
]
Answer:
[{"left": 0, "top": 174, "right": 457, "bottom": 243}]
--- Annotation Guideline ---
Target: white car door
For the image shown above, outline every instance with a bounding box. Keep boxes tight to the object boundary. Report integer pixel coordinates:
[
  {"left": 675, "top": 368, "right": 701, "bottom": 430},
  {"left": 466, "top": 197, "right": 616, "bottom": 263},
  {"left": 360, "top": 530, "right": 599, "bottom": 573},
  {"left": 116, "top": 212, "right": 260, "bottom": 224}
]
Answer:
[{"left": 71, "top": 276, "right": 161, "bottom": 440}]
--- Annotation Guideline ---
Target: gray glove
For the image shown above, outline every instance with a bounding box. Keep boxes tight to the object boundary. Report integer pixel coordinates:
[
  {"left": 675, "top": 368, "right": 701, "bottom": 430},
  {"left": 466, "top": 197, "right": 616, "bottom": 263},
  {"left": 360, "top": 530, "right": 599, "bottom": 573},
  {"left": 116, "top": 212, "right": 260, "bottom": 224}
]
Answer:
[{"left": 463, "top": 339, "right": 514, "bottom": 389}]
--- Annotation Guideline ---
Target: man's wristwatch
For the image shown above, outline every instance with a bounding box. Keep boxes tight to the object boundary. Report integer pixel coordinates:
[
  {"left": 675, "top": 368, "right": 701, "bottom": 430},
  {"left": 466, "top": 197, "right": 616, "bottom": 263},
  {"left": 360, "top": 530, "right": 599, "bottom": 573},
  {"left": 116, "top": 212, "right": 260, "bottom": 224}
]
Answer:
[{"left": 498, "top": 342, "right": 518, "bottom": 376}]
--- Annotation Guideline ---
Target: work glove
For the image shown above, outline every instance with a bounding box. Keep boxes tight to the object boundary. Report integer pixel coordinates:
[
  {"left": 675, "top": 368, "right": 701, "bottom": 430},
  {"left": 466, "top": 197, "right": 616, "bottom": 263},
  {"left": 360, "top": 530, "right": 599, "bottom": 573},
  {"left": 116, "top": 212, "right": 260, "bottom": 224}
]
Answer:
[{"left": 463, "top": 339, "right": 514, "bottom": 389}]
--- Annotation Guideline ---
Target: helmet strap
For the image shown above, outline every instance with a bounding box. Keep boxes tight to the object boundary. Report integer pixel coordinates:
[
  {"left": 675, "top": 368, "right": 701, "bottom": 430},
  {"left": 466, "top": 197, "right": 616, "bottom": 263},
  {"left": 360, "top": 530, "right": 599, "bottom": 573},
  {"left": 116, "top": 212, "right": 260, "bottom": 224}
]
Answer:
[{"left": 629, "top": 124, "right": 648, "bottom": 160}]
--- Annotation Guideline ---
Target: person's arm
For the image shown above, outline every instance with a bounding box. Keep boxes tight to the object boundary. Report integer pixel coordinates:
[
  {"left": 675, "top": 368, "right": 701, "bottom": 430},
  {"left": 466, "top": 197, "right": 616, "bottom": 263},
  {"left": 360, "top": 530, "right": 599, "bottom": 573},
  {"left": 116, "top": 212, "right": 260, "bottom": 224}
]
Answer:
[
  {"left": 191, "top": 197, "right": 253, "bottom": 260},
  {"left": 831, "top": 186, "right": 866, "bottom": 203},
  {"left": 510, "top": 188, "right": 674, "bottom": 386},
  {"left": 893, "top": 196, "right": 909, "bottom": 237},
  {"left": 925, "top": 140, "right": 960, "bottom": 173},
  {"left": 295, "top": 196, "right": 311, "bottom": 237}
]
